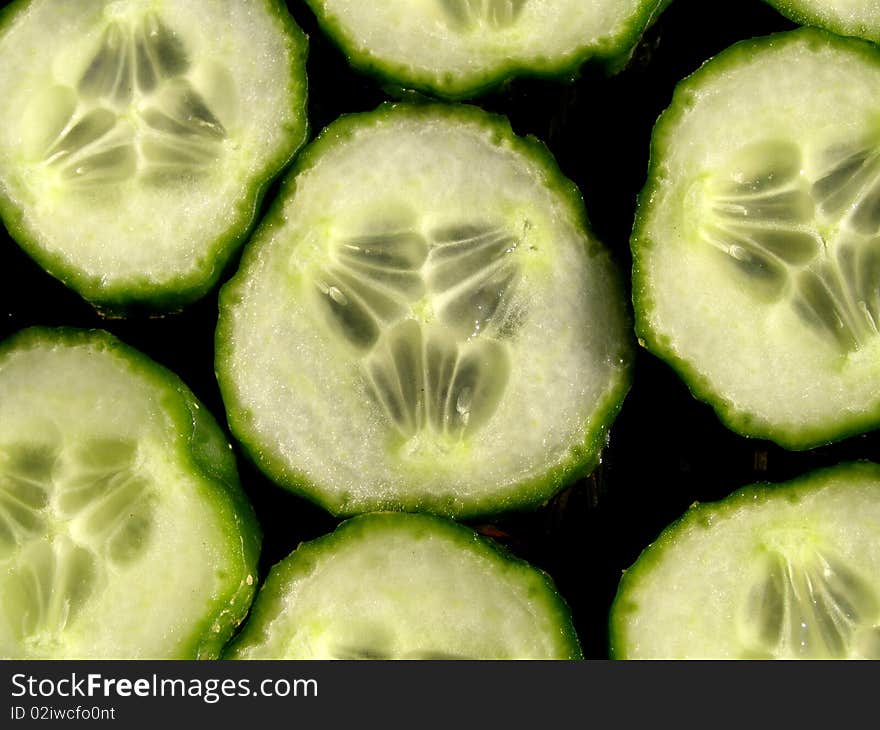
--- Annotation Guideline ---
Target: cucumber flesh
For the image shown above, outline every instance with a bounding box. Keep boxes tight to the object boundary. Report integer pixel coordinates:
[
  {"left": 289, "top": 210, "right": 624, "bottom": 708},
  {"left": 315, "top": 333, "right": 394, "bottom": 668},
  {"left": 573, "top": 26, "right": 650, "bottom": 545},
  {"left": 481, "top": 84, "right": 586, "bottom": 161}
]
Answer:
[
  {"left": 217, "top": 103, "right": 632, "bottom": 518},
  {"left": 304, "top": 0, "right": 669, "bottom": 99},
  {"left": 225, "top": 512, "right": 581, "bottom": 660},
  {"left": 0, "top": 328, "right": 260, "bottom": 658},
  {"left": 764, "top": 0, "right": 880, "bottom": 43},
  {"left": 632, "top": 29, "right": 880, "bottom": 449},
  {"left": 611, "top": 463, "right": 880, "bottom": 659},
  {"left": 0, "top": 0, "right": 307, "bottom": 312}
]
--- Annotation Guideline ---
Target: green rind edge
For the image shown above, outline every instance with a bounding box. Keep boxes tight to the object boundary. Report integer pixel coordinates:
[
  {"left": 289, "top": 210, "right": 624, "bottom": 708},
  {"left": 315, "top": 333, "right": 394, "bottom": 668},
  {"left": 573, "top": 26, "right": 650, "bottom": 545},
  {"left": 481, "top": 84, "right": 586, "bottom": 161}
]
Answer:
[
  {"left": 631, "top": 27, "right": 880, "bottom": 452},
  {"left": 224, "top": 511, "right": 583, "bottom": 659},
  {"left": 215, "top": 101, "right": 634, "bottom": 520},
  {"left": 0, "top": 0, "right": 309, "bottom": 316},
  {"left": 0, "top": 326, "right": 262, "bottom": 659},
  {"left": 302, "top": 0, "right": 671, "bottom": 100},
  {"left": 607, "top": 460, "right": 880, "bottom": 659},
  {"left": 762, "top": 0, "right": 880, "bottom": 44}
]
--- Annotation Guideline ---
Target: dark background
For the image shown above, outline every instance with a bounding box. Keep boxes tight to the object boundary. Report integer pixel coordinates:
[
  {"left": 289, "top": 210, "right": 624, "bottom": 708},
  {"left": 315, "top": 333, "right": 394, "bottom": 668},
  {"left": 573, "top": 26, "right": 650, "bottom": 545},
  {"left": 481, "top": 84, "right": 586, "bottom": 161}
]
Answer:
[{"left": 3, "top": 0, "right": 879, "bottom": 659}]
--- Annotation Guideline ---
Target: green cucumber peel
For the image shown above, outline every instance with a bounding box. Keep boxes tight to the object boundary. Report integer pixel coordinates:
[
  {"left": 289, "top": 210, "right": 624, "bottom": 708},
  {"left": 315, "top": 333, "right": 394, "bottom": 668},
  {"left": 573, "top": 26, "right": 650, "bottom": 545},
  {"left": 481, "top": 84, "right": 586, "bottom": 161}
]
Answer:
[
  {"left": 633, "top": 28, "right": 880, "bottom": 450},
  {"left": 226, "top": 511, "right": 582, "bottom": 660},
  {"left": 762, "top": 0, "right": 880, "bottom": 44},
  {"left": 217, "top": 102, "right": 633, "bottom": 519},
  {"left": 611, "top": 461, "right": 880, "bottom": 659},
  {"left": 0, "top": 0, "right": 308, "bottom": 315},
  {"left": 303, "top": 0, "right": 671, "bottom": 100},
  {"left": 0, "top": 327, "right": 260, "bottom": 658}
]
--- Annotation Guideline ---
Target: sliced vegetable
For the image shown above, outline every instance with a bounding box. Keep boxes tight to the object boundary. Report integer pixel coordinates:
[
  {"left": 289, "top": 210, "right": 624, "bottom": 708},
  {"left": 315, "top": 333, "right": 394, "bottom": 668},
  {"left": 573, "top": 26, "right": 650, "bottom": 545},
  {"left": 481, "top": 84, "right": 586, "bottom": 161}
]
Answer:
[
  {"left": 632, "top": 28, "right": 880, "bottom": 449},
  {"left": 0, "top": 0, "right": 308, "bottom": 312},
  {"left": 763, "top": 0, "right": 880, "bottom": 43},
  {"left": 0, "top": 328, "right": 260, "bottom": 658},
  {"left": 226, "top": 512, "right": 581, "bottom": 659},
  {"left": 611, "top": 462, "right": 880, "bottom": 659},
  {"left": 303, "top": 0, "right": 670, "bottom": 99},
  {"left": 217, "top": 103, "right": 632, "bottom": 518}
]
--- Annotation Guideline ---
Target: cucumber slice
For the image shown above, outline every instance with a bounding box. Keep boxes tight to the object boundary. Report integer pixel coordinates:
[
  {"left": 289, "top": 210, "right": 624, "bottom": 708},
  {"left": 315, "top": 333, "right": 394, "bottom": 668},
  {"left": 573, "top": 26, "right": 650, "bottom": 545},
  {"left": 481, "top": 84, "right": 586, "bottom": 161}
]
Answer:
[
  {"left": 303, "top": 0, "right": 670, "bottom": 99},
  {"left": 216, "top": 103, "right": 632, "bottom": 518},
  {"left": 0, "top": 0, "right": 307, "bottom": 313},
  {"left": 763, "top": 0, "right": 880, "bottom": 43},
  {"left": 610, "top": 462, "right": 880, "bottom": 659},
  {"left": 225, "top": 512, "right": 581, "bottom": 659},
  {"left": 0, "top": 328, "right": 260, "bottom": 658},
  {"left": 632, "top": 29, "right": 880, "bottom": 450}
]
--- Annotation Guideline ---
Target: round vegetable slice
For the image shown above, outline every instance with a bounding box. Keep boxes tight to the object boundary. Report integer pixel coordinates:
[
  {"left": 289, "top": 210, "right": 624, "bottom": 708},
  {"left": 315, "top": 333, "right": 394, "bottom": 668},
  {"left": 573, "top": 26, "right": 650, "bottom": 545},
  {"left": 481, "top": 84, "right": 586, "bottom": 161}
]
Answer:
[
  {"left": 0, "top": 0, "right": 308, "bottom": 313},
  {"left": 610, "top": 462, "right": 880, "bottom": 659},
  {"left": 225, "top": 512, "right": 581, "bottom": 659},
  {"left": 303, "top": 0, "right": 670, "bottom": 99},
  {"left": 763, "top": 0, "right": 880, "bottom": 44},
  {"left": 0, "top": 327, "right": 260, "bottom": 658},
  {"left": 216, "top": 103, "right": 632, "bottom": 519},
  {"left": 632, "top": 29, "right": 880, "bottom": 450}
]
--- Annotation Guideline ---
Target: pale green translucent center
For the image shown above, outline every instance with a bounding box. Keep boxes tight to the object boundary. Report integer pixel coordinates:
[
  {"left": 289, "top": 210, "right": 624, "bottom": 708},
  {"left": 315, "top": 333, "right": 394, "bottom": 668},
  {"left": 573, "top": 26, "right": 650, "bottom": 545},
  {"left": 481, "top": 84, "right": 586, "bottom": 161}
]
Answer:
[
  {"left": 310, "top": 219, "right": 523, "bottom": 444},
  {"left": 697, "top": 137, "right": 880, "bottom": 353},
  {"left": 0, "top": 438, "right": 153, "bottom": 649},
  {"left": 29, "top": 12, "right": 232, "bottom": 189},
  {"left": 741, "top": 542, "right": 880, "bottom": 659},
  {"left": 438, "top": 0, "right": 528, "bottom": 31}
]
